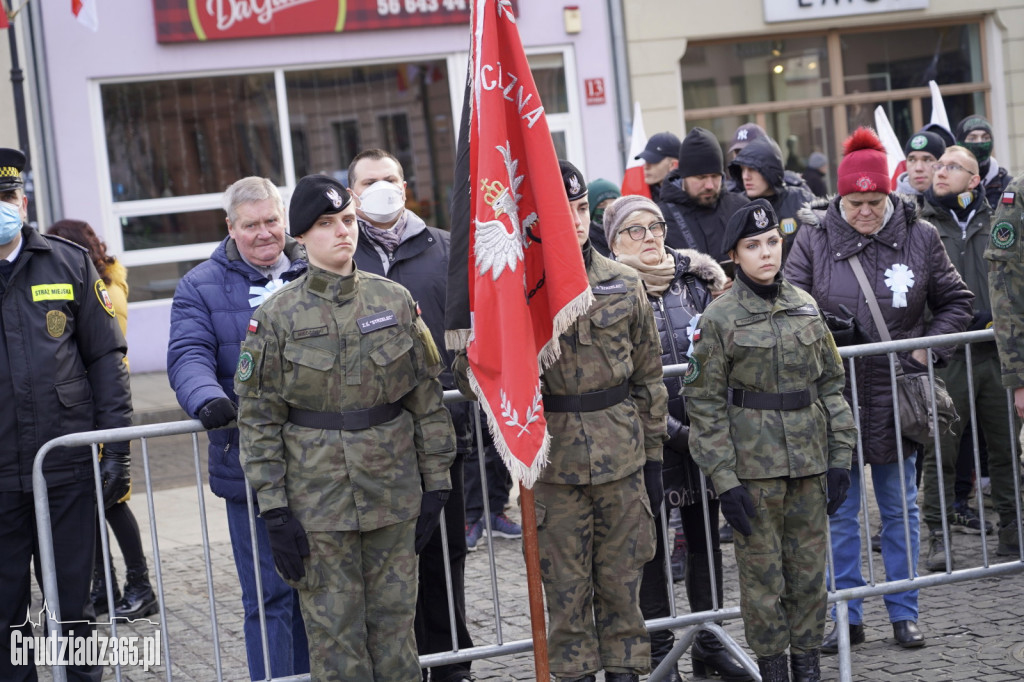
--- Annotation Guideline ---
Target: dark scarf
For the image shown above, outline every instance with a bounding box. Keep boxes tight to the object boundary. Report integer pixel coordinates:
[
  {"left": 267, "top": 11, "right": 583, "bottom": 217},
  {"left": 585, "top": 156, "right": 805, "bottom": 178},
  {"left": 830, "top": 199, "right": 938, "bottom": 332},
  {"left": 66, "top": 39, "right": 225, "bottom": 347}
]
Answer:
[
  {"left": 736, "top": 267, "right": 781, "bottom": 302},
  {"left": 925, "top": 187, "right": 980, "bottom": 222}
]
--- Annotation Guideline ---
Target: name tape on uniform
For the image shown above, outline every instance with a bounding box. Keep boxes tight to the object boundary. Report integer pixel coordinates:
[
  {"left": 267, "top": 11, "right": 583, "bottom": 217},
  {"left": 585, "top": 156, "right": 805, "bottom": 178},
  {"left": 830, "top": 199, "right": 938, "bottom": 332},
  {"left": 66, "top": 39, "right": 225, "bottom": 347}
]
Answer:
[
  {"left": 31, "top": 283, "right": 73, "bottom": 301},
  {"left": 357, "top": 310, "right": 397, "bottom": 334}
]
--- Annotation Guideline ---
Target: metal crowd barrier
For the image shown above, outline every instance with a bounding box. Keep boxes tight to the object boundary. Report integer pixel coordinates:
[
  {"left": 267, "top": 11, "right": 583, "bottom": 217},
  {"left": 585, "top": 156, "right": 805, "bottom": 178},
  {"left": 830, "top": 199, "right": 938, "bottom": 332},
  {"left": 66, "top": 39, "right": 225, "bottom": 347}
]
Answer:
[{"left": 30, "top": 328, "right": 1024, "bottom": 681}]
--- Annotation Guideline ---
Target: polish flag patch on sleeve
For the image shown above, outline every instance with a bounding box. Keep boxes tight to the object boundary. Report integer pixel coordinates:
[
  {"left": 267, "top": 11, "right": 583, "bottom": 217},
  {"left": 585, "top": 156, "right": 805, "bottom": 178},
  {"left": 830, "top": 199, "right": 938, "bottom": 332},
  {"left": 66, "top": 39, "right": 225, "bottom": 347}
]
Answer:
[
  {"left": 247, "top": 319, "right": 259, "bottom": 334},
  {"left": 1002, "top": 191, "right": 1016, "bottom": 205}
]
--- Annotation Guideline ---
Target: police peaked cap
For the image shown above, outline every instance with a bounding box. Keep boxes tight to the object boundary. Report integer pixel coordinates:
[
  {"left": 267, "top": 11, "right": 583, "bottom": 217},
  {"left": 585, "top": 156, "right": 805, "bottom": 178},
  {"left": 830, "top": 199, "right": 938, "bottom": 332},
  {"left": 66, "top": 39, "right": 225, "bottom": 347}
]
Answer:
[
  {"left": 720, "top": 198, "right": 779, "bottom": 254},
  {"left": 0, "top": 148, "right": 26, "bottom": 192},
  {"left": 288, "top": 174, "right": 352, "bottom": 237},
  {"left": 559, "top": 159, "right": 587, "bottom": 201}
]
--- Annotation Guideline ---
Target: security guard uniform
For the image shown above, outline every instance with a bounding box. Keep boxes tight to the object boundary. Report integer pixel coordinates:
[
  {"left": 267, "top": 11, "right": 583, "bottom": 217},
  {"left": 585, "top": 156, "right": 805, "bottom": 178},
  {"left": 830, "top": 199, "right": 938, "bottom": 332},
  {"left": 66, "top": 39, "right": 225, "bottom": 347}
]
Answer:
[{"left": 0, "top": 225, "right": 133, "bottom": 682}]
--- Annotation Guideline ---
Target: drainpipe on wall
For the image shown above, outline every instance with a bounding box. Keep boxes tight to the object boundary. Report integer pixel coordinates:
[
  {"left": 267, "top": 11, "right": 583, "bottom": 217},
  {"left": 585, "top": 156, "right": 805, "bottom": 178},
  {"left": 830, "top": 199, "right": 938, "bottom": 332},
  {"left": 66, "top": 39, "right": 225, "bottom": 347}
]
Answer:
[{"left": 606, "top": 0, "right": 632, "bottom": 178}]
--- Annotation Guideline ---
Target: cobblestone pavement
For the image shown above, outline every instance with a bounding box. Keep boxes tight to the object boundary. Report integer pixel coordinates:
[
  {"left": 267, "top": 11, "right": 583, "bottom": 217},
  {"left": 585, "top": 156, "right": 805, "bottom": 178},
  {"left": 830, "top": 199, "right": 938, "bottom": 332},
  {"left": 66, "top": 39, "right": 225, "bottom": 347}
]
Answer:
[{"left": 26, "top": 373, "right": 1024, "bottom": 680}]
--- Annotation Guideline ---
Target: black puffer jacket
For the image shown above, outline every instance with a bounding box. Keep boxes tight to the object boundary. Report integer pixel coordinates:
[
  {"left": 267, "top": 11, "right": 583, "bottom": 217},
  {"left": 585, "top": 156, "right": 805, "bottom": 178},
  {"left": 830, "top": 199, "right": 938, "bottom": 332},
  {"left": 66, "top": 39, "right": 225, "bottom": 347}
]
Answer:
[
  {"left": 657, "top": 172, "right": 749, "bottom": 260},
  {"left": 648, "top": 248, "right": 726, "bottom": 504},
  {"left": 729, "top": 136, "right": 816, "bottom": 260},
  {"left": 784, "top": 195, "right": 974, "bottom": 464}
]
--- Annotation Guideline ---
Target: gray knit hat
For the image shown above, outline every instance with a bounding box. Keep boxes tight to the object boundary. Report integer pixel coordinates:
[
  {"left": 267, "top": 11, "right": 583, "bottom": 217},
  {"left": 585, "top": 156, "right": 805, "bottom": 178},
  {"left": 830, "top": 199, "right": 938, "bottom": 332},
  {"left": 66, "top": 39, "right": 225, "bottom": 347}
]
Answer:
[{"left": 603, "top": 195, "right": 665, "bottom": 254}]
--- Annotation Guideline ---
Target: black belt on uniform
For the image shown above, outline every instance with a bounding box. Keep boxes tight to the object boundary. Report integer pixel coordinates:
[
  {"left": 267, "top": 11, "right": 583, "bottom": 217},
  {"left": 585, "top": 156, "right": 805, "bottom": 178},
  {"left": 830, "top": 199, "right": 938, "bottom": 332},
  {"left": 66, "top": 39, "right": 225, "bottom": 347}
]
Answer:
[
  {"left": 728, "top": 385, "right": 818, "bottom": 411},
  {"left": 288, "top": 402, "right": 402, "bottom": 430},
  {"left": 542, "top": 381, "right": 630, "bottom": 413}
]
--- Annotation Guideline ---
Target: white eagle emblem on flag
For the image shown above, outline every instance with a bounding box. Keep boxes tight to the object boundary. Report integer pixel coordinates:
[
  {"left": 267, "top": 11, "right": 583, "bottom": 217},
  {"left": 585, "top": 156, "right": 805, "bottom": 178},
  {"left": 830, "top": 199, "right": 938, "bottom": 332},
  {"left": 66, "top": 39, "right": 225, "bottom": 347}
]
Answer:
[{"left": 474, "top": 141, "right": 539, "bottom": 280}]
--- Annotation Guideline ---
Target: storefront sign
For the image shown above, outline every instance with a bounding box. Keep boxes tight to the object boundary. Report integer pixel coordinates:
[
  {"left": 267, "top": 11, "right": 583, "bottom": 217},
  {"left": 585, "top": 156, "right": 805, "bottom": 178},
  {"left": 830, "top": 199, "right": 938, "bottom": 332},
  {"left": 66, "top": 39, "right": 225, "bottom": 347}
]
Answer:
[
  {"left": 584, "top": 78, "right": 605, "bottom": 106},
  {"left": 154, "top": 0, "right": 516, "bottom": 44},
  {"left": 763, "top": 0, "right": 928, "bottom": 24}
]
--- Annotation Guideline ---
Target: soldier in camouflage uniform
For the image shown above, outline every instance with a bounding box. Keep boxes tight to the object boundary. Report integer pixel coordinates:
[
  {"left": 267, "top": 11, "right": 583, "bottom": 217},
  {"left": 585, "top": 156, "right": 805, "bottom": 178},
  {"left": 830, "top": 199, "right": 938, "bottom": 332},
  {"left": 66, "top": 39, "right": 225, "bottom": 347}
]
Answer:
[
  {"left": 533, "top": 161, "right": 668, "bottom": 682},
  {"left": 985, "top": 170, "right": 1024, "bottom": 557},
  {"left": 235, "top": 174, "right": 456, "bottom": 681},
  {"left": 685, "top": 200, "right": 856, "bottom": 682}
]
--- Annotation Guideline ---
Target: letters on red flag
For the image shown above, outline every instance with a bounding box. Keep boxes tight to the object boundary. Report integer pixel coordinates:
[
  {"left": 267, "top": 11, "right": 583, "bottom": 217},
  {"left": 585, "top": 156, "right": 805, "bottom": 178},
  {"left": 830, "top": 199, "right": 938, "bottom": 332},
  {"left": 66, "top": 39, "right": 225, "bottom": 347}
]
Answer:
[{"left": 453, "top": 0, "right": 592, "bottom": 487}]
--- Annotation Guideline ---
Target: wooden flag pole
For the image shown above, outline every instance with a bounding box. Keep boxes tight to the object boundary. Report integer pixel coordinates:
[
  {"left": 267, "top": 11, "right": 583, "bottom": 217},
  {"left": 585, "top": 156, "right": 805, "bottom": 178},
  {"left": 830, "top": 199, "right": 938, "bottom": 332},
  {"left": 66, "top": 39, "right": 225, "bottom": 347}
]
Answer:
[{"left": 518, "top": 484, "right": 549, "bottom": 681}]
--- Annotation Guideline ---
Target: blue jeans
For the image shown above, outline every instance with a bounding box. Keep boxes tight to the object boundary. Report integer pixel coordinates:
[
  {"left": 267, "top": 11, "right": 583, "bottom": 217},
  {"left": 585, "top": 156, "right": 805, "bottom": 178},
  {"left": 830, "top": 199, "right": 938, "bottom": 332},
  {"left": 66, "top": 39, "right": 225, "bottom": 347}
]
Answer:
[
  {"left": 829, "top": 454, "right": 920, "bottom": 625},
  {"left": 225, "top": 498, "right": 310, "bottom": 680}
]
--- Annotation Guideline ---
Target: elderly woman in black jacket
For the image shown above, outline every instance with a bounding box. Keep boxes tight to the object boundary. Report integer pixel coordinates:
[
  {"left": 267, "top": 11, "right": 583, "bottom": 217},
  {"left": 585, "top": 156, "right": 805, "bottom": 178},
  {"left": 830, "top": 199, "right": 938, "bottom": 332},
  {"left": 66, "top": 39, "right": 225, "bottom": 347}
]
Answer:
[
  {"left": 604, "top": 196, "right": 751, "bottom": 681},
  {"left": 784, "top": 127, "right": 973, "bottom": 653}
]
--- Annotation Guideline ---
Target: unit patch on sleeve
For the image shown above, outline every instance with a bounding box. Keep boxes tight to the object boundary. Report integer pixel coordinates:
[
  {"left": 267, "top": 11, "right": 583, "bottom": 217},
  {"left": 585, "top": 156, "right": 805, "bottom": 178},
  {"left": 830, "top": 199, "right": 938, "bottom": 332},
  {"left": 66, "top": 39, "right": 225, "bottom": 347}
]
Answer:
[
  {"left": 991, "top": 221, "right": 1016, "bottom": 250},
  {"left": 236, "top": 351, "right": 255, "bottom": 382},
  {"left": 682, "top": 357, "right": 701, "bottom": 384},
  {"left": 94, "top": 280, "right": 115, "bottom": 317}
]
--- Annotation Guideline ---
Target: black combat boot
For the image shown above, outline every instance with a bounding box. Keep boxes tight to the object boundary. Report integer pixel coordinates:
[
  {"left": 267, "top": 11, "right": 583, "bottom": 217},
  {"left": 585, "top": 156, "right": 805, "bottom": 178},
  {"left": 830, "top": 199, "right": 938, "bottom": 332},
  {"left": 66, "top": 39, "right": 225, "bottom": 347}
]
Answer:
[
  {"left": 91, "top": 565, "right": 120, "bottom": 616},
  {"left": 756, "top": 653, "right": 790, "bottom": 682},
  {"left": 790, "top": 649, "right": 821, "bottom": 682},
  {"left": 603, "top": 674, "right": 639, "bottom": 682},
  {"left": 114, "top": 568, "right": 158, "bottom": 620},
  {"left": 687, "top": 552, "right": 754, "bottom": 681},
  {"left": 650, "top": 627, "right": 684, "bottom": 681}
]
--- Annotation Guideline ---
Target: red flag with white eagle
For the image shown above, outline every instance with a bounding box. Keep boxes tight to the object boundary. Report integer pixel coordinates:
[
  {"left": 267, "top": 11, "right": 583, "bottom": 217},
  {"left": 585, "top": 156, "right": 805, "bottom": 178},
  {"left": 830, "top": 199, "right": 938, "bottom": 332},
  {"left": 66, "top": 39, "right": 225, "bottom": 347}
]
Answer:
[{"left": 446, "top": 0, "right": 592, "bottom": 487}]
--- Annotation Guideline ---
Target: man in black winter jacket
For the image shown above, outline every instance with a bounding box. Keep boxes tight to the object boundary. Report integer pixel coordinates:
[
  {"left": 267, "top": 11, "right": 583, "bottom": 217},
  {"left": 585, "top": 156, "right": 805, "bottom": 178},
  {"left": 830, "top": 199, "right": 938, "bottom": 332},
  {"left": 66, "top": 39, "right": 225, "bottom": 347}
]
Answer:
[
  {"left": 348, "top": 148, "right": 476, "bottom": 682},
  {"left": 0, "top": 148, "right": 133, "bottom": 682},
  {"left": 658, "top": 127, "right": 748, "bottom": 262}
]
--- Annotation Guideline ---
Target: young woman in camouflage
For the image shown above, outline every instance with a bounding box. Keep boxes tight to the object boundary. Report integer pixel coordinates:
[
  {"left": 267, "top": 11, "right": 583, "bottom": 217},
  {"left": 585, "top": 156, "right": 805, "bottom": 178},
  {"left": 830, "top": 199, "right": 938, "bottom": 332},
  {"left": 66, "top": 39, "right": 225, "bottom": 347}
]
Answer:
[{"left": 685, "top": 199, "right": 856, "bottom": 682}]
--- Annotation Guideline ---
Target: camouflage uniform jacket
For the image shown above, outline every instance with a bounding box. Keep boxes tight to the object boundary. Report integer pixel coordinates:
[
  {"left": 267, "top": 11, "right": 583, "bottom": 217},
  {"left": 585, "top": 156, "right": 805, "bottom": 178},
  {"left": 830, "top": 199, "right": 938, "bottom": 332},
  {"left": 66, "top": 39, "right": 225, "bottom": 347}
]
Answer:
[
  {"left": 684, "top": 276, "right": 856, "bottom": 495},
  {"left": 538, "top": 249, "right": 668, "bottom": 486},
  {"left": 235, "top": 264, "right": 456, "bottom": 532},
  {"left": 986, "top": 172, "right": 1024, "bottom": 389}
]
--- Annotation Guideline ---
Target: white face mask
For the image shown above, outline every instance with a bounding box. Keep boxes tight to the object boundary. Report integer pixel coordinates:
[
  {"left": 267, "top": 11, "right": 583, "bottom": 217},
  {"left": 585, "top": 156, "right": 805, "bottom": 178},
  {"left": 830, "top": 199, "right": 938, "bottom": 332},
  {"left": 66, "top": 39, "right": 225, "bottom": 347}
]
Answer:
[
  {"left": 0, "top": 200, "right": 22, "bottom": 245},
  {"left": 358, "top": 180, "right": 405, "bottom": 224}
]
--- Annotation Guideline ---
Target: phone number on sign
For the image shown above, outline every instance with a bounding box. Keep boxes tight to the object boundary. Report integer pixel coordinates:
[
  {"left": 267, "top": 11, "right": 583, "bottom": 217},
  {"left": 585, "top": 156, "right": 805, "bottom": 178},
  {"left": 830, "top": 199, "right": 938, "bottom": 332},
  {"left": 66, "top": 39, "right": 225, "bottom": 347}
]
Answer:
[{"left": 377, "top": 0, "right": 469, "bottom": 15}]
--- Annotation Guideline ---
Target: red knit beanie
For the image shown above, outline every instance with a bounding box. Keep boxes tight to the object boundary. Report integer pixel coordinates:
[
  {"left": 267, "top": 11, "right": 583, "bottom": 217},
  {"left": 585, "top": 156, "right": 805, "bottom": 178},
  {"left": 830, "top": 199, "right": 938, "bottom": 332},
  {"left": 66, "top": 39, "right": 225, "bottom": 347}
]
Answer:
[{"left": 836, "top": 127, "right": 889, "bottom": 196}]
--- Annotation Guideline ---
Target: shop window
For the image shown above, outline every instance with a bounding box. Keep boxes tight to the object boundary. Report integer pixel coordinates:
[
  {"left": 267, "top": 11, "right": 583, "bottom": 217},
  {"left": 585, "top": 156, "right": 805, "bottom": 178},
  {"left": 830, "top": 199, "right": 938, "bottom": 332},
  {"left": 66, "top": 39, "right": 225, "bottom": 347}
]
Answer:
[
  {"left": 101, "top": 75, "right": 282, "bottom": 202},
  {"left": 120, "top": 208, "right": 226, "bottom": 254},
  {"left": 331, "top": 120, "right": 361, "bottom": 181},
  {"left": 840, "top": 25, "right": 982, "bottom": 93}
]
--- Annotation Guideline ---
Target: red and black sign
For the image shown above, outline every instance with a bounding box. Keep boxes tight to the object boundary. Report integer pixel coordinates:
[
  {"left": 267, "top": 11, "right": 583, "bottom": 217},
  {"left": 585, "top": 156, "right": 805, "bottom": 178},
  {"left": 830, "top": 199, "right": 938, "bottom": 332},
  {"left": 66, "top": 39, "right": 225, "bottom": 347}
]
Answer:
[{"left": 154, "top": 0, "right": 515, "bottom": 44}]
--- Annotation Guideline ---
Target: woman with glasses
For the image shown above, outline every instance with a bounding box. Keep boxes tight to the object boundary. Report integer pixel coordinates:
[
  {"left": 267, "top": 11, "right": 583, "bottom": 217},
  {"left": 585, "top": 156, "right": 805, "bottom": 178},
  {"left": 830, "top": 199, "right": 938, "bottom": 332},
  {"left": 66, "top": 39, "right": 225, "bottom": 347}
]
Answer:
[{"left": 604, "top": 195, "right": 752, "bottom": 681}]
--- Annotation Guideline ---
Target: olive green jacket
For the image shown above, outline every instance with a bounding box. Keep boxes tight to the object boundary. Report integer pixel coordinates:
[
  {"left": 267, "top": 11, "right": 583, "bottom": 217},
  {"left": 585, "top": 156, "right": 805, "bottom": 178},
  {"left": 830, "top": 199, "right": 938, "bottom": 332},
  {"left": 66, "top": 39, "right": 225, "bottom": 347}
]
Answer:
[
  {"left": 236, "top": 265, "right": 455, "bottom": 532},
  {"left": 685, "top": 276, "right": 856, "bottom": 494},
  {"left": 986, "top": 173, "right": 1024, "bottom": 389}
]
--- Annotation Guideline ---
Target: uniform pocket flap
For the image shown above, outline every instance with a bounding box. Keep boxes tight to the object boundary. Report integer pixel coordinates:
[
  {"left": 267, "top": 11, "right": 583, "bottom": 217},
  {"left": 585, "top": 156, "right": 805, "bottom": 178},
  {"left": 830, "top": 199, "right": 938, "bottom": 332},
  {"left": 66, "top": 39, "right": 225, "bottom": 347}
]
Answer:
[
  {"left": 733, "top": 329, "right": 777, "bottom": 349},
  {"left": 590, "top": 300, "right": 632, "bottom": 328},
  {"left": 55, "top": 376, "right": 92, "bottom": 408},
  {"left": 794, "top": 319, "right": 826, "bottom": 345},
  {"left": 283, "top": 343, "right": 336, "bottom": 371},
  {"left": 368, "top": 332, "right": 414, "bottom": 367}
]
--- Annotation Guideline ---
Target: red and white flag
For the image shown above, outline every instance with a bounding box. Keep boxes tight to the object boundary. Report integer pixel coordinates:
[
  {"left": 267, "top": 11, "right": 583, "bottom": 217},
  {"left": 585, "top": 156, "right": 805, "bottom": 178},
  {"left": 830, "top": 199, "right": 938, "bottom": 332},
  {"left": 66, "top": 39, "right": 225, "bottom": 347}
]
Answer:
[
  {"left": 72, "top": 0, "right": 98, "bottom": 31},
  {"left": 445, "top": 0, "right": 592, "bottom": 487},
  {"left": 621, "top": 101, "right": 651, "bottom": 198},
  {"left": 873, "top": 105, "right": 905, "bottom": 191}
]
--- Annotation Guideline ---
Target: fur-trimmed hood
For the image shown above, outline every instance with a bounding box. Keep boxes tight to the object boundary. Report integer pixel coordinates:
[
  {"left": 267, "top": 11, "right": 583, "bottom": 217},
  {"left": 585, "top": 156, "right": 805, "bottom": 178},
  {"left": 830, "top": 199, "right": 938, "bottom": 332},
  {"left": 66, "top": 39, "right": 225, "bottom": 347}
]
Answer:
[
  {"left": 796, "top": 192, "right": 922, "bottom": 231},
  {"left": 673, "top": 247, "right": 728, "bottom": 292}
]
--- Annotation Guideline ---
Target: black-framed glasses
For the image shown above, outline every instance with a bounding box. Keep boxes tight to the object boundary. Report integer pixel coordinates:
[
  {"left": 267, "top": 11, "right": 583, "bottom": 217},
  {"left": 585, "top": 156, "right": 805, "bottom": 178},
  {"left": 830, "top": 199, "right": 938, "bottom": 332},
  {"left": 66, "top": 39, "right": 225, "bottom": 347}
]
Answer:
[
  {"left": 931, "top": 162, "right": 973, "bottom": 175},
  {"left": 620, "top": 221, "right": 667, "bottom": 241}
]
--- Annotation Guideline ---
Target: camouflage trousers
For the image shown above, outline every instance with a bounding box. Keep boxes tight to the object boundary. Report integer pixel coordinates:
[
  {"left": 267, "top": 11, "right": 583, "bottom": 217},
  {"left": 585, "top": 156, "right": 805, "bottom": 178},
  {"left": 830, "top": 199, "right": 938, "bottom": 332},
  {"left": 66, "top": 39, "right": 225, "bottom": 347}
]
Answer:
[
  {"left": 734, "top": 475, "right": 827, "bottom": 658},
  {"left": 534, "top": 469, "right": 656, "bottom": 679},
  {"left": 290, "top": 519, "right": 420, "bottom": 681}
]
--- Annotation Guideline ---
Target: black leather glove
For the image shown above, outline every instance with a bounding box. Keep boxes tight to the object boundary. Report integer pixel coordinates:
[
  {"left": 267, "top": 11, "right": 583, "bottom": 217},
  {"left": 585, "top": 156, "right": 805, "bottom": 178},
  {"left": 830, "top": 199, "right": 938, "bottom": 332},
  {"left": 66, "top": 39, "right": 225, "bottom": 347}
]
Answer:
[
  {"left": 665, "top": 417, "right": 690, "bottom": 455},
  {"left": 414, "top": 489, "right": 450, "bottom": 554},
  {"left": 262, "top": 507, "right": 310, "bottom": 581},
  {"left": 826, "top": 467, "right": 851, "bottom": 516},
  {"left": 719, "top": 485, "right": 756, "bottom": 537},
  {"left": 643, "top": 460, "right": 664, "bottom": 512},
  {"left": 968, "top": 311, "right": 993, "bottom": 331},
  {"left": 99, "top": 443, "right": 131, "bottom": 509},
  {"left": 198, "top": 397, "right": 237, "bottom": 430}
]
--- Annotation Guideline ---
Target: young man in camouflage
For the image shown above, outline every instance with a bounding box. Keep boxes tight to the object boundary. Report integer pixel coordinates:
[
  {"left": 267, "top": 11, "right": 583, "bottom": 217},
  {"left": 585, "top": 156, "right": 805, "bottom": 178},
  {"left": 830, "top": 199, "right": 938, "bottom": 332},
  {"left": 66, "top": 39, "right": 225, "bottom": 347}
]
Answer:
[
  {"left": 533, "top": 161, "right": 668, "bottom": 682},
  {"left": 985, "top": 170, "right": 1024, "bottom": 557},
  {"left": 235, "top": 174, "right": 456, "bottom": 681}
]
